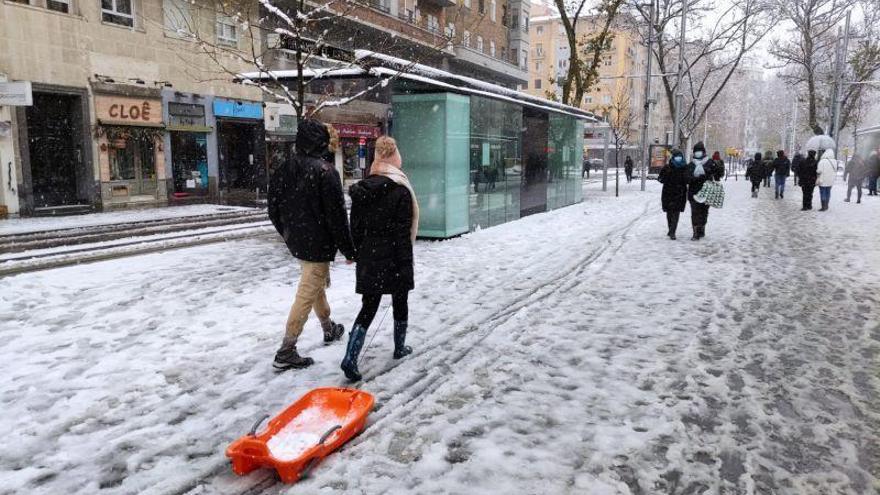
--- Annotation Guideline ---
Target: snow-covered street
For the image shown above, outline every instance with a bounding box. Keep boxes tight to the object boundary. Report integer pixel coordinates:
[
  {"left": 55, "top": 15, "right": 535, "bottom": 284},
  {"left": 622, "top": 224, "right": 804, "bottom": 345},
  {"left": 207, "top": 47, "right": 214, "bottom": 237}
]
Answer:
[{"left": 1, "top": 179, "right": 878, "bottom": 495}]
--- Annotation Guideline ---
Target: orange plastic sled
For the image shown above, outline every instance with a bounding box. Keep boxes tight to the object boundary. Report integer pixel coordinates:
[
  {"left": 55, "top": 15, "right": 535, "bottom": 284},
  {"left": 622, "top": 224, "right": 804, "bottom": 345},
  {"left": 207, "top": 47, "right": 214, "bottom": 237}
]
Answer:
[{"left": 226, "top": 387, "right": 374, "bottom": 483}]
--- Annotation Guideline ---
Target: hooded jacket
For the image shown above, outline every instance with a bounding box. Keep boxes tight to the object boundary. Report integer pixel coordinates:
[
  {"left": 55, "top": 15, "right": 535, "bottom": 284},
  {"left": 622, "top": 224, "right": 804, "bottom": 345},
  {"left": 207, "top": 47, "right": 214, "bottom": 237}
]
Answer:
[
  {"left": 772, "top": 153, "right": 791, "bottom": 177},
  {"left": 658, "top": 150, "right": 690, "bottom": 212},
  {"left": 799, "top": 152, "right": 819, "bottom": 186},
  {"left": 349, "top": 175, "right": 414, "bottom": 294},
  {"left": 745, "top": 154, "right": 764, "bottom": 183},
  {"left": 816, "top": 149, "right": 838, "bottom": 187},
  {"left": 267, "top": 119, "right": 355, "bottom": 262}
]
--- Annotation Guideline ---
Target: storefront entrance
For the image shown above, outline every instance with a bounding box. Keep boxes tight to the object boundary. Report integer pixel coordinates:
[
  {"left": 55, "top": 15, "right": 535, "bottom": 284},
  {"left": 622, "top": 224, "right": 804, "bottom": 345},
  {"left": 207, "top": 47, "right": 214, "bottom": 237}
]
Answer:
[
  {"left": 520, "top": 108, "right": 549, "bottom": 217},
  {"left": 25, "top": 92, "right": 87, "bottom": 208},
  {"left": 108, "top": 137, "right": 157, "bottom": 196},
  {"left": 170, "top": 131, "right": 209, "bottom": 196},
  {"left": 217, "top": 120, "right": 266, "bottom": 202}
]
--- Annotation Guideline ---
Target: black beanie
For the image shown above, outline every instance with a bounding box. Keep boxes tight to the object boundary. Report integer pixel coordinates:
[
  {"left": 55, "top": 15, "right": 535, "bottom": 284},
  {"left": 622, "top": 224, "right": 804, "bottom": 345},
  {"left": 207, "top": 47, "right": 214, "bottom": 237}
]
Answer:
[{"left": 693, "top": 141, "right": 706, "bottom": 154}]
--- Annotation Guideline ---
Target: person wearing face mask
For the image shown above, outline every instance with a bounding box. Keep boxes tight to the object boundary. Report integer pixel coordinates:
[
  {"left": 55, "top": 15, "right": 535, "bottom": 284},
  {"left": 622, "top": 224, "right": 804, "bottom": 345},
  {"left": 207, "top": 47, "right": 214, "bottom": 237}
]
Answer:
[
  {"left": 658, "top": 149, "right": 689, "bottom": 240},
  {"left": 687, "top": 141, "right": 723, "bottom": 240}
]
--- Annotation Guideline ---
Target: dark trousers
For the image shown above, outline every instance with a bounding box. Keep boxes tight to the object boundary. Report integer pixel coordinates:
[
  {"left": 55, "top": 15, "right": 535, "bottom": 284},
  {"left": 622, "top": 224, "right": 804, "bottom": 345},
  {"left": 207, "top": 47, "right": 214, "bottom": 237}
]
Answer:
[
  {"left": 869, "top": 176, "right": 879, "bottom": 195},
  {"left": 764, "top": 175, "right": 771, "bottom": 187},
  {"left": 775, "top": 176, "right": 786, "bottom": 196},
  {"left": 847, "top": 181, "right": 862, "bottom": 202},
  {"left": 625, "top": 170, "right": 633, "bottom": 182},
  {"left": 355, "top": 292, "right": 409, "bottom": 328},
  {"left": 801, "top": 184, "right": 815, "bottom": 209},
  {"left": 751, "top": 181, "right": 761, "bottom": 193},
  {"left": 690, "top": 200, "right": 710, "bottom": 228},
  {"left": 666, "top": 210, "right": 681, "bottom": 235}
]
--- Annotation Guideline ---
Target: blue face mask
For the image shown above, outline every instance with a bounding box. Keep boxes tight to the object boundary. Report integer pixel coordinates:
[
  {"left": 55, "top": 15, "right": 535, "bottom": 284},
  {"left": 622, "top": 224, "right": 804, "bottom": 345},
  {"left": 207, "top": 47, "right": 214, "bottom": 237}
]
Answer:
[{"left": 673, "top": 156, "right": 684, "bottom": 164}]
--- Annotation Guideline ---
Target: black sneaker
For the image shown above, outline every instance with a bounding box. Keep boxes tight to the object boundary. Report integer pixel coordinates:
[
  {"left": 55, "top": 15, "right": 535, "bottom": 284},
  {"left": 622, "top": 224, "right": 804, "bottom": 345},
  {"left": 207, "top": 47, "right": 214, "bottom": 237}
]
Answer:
[
  {"left": 273, "top": 345, "right": 314, "bottom": 371},
  {"left": 323, "top": 321, "right": 345, "bottom": 344}
]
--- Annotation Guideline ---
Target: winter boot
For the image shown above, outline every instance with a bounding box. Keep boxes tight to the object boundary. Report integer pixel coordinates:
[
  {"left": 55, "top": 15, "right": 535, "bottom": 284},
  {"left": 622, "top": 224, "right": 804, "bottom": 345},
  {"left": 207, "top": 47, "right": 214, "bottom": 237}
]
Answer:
[
  {"left": 392, "top": 321, "right": 413, "bottom": 359},
  {"left": 340, "top": 324, "right": 368, "bottom": 381},
  {"left": 273, "top": 339, "right": 314, "bottom": 371},
  {"left": 691, "top": 227, "right": 699, "bottom": 241},
  {"left": 775, "top": 191, "right": 779, "bottom": 199},
  {"left": 698, "top": 226, "right": 706, "bottom": 239},
  {"left": 321, "top": 319, "right": 345, "bottom": 344}
]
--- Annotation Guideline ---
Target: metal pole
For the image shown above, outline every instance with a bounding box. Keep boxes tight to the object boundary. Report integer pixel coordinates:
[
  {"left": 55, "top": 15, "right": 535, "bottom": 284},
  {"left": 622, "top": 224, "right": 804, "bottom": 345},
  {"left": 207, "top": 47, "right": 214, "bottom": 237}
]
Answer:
[
  {"left": 829, "top": 26, "right": 843, "bottom": 138},
  {"left": 639, "top": 0, "right": 656, "bottom": 192},
  {"left": 671, "top": 0, "right": 688, "bottom": 148},
  {"left": 602, "top": 124, "right": 610, "bottom": 191},
  {"left": 832, "top": 11, "right": 851, "bottom": 157}
]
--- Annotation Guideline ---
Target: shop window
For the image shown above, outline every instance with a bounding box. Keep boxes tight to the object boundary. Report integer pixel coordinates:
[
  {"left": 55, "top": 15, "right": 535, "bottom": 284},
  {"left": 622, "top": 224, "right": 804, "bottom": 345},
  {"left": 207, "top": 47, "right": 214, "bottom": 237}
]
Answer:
[
  {"left": 534, "top": 79, "right": 542, "bottom": 89},
  {"left": 102, "top": 0, "right": 134, "bottom": 27},
  {"left": 110, "top": 141, "right": 136, "bottom": 181},
  {"left": 216, "top": 14, "right": 238, "bottom": 46},
  {"left": 163, "top": 0, "right": 194, "bottom": 37}
]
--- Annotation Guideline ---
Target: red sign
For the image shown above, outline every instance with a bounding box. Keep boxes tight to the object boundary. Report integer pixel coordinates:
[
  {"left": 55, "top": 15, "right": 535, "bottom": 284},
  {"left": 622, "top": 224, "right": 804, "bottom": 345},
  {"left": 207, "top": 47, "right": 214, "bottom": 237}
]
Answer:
[{"left": 333, "top": 123, "right": 381, "bottom": 139}]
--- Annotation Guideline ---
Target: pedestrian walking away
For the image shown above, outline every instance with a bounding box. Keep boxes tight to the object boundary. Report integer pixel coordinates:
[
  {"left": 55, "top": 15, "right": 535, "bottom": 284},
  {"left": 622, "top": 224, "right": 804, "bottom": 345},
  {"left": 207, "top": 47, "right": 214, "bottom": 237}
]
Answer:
[
  {"left": 712, "top": 151, "right": 726, "bottom": 180},
  {"left": 799, "top": 150, "right": 819, "bottom": 210},
  {"left": 745, "top": 153, "right": 764, "bottom": 198},
  {"left": 867, "top": 150, "right": 880, "bottom": 196},
  {"left": 267, "top": 119, "right": 356, "bottom": 371},
  {"left": 791, "top": 152, "right": 803, "bottom": 186},
  {"left": 624, "top": 155, "right": 634, "bottom": 183},
  {"left": 341, "top": 136, "right": 420, "bottom": 382},
  {"left": 658, "top": 149, "right": 689, "bottom": 240},
  {"left": 816, "top": 149, "right": 838, "bottom": 211},
  {"left": 772, "top": 150, "right": 791, "bottom": 199},
  {"left": 687, "top": 141, "right": 723, "bottom": 240},
  {"left": 763, "top": 150, "right": 774, "bottom": 188},
  {"left": 844, "top": 154, "right": 868, "bottom": 203}
]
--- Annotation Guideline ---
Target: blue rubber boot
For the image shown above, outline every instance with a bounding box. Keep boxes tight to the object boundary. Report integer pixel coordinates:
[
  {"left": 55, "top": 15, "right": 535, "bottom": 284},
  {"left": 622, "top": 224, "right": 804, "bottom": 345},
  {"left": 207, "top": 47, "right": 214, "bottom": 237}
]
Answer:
[
  {"left": 393, "top": 321, "right": 413, "bottom": 359},
  {"left": 340, "top": 324, "right": 368, "bottom": 381}
]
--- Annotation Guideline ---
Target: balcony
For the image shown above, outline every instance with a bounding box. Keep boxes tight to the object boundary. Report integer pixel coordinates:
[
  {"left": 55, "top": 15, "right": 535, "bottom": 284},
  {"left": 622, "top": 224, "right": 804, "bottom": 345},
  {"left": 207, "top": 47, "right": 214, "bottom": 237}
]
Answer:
[{"left": 454, "top": 45, "right": 529, "bottom": 84}]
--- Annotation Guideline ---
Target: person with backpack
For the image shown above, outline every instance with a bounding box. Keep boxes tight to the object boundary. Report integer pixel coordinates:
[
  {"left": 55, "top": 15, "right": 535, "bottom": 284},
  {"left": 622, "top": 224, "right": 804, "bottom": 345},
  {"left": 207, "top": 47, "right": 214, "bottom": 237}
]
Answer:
[
  {"left": 341, "top": 136, "right": 419, "bottom": 382},
  {"left": 745, "top": 152, "right": 764, "bottom": 198},
  {"left": 267, "top": 119, "right": 356, "bottom": 371},
  {"left": 772, "top": 150, "right": 791, "bottom": 199}
]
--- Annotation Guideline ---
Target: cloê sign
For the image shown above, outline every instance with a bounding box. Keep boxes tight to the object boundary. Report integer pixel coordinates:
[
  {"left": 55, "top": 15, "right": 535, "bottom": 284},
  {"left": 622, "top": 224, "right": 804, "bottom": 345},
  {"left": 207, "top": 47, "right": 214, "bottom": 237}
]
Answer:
[{"left": 95, "top": 96, "right": 163, "bottom": 126}]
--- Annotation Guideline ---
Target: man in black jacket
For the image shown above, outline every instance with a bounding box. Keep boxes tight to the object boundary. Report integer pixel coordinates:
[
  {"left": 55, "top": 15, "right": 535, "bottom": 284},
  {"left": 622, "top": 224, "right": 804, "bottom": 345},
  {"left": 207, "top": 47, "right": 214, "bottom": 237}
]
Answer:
[
  {"left": 772, "top": 150, "right": 791, "bottom": 199},
  {"left": 268, "top": 119, "right": 356, "bottom": 370}
]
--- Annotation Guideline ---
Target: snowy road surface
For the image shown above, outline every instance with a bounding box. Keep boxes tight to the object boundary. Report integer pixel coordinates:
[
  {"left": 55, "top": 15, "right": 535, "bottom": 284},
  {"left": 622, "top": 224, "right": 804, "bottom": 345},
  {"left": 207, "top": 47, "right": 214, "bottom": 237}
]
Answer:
[{"left": 1, "top": 180, "right": 878, "bottom": 494}]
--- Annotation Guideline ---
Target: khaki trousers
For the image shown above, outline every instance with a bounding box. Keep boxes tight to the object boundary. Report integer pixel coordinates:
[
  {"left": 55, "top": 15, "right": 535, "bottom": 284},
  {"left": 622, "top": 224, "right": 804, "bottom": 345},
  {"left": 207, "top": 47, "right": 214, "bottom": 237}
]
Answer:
[{"left": 284, "top": 260, "right": 331, "bottom": 342}]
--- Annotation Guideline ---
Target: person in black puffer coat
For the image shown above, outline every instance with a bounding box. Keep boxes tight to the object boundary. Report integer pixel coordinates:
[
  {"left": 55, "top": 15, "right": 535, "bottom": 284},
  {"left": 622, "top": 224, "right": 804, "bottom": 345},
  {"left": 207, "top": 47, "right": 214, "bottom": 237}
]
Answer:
[
  {"left": 267, "top": 119, "right": 356, "bottom": 371},
  {"left": 745, "top": 153, "right": 764, "bottom": 198},
  {"left": 341, "top": 136, "right": 419, "bottom": 382},
  {"left": 799, "top": 150, "right": 819, "bottom": 210},
  {"left": 772, "top": 150, "right": 791, "bottom": 199},
  {"left": 658, "top": 148, "right": 689, "bottom": 240},
  {"left": 791, "top": 152, "right": 803, "bottom": 186},
  {"left": 687, "top": 141, "right": 723, "bottom": 240}
]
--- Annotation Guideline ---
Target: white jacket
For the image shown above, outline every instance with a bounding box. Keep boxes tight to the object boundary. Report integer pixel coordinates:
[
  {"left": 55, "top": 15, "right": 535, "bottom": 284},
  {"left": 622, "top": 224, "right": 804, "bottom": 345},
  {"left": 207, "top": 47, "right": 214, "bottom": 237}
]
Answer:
[{"left": 816, "top": 150, "right": 839, "bottom": 187}]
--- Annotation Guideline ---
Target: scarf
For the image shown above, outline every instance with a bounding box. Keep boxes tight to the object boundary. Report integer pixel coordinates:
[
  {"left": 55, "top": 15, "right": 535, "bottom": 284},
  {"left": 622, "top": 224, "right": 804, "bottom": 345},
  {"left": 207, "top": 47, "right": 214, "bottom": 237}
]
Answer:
[
  {"left": 370, "top": 151, "right": 420, "bottom": 242},
  {"left": 692, "top": 156, "right": 709, "bottom": 177}
]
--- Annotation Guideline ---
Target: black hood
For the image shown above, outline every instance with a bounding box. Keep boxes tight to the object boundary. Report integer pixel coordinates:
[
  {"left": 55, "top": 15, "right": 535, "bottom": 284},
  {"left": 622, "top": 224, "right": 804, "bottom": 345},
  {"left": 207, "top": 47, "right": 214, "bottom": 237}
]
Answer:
[
  {"left": 296, "top": 119, "right": 330, "bottom": 157},
  {"left": 692, "top": 141, "right": 706, "bottom": 155},
  {"left": 349, "top": 175, "right": 394, "bottom": 204}
]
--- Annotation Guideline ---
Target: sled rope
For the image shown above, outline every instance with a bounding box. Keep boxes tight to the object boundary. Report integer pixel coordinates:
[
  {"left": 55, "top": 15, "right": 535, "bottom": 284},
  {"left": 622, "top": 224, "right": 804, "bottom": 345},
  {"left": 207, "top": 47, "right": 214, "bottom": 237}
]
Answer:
[{"left": 357, "top": 302, "right": 391, "bottom": 367}]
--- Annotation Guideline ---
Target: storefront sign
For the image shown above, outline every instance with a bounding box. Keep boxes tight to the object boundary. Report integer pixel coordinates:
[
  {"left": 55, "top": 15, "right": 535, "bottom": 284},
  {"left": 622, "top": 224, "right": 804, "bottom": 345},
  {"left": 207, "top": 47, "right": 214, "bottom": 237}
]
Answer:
[
  {"left": 213, "top": 98, "right": 263, "bottom": 119},
  {"left": 0, "top": 81, "right": 33, "bottom": 106},
  {"left": 333, "top": 123, "right": 381, "bottom": 139},
  {"left": 168, "top": 102, "right": 207, "bottom": 127},
  {"left": 96, "top": 96, "right": 163, "bottom": 126}
]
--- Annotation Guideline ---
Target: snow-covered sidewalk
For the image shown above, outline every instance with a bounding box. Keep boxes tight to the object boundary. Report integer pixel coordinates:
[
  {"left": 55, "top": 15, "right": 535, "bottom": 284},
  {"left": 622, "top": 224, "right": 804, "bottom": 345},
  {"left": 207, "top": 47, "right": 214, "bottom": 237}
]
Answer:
[
  {"left": 0, "top": 179, "right": 877, "bottom": 495},
  {"left": 0, "top": 204, "right": 258, "bottom": 236}
]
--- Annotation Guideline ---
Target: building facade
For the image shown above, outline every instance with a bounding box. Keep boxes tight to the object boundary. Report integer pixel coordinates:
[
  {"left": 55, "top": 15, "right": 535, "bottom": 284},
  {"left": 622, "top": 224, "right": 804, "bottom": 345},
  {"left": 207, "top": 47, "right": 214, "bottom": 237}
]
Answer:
[{"left": 0, "top": 0, "right": 261, "bottom": 217}]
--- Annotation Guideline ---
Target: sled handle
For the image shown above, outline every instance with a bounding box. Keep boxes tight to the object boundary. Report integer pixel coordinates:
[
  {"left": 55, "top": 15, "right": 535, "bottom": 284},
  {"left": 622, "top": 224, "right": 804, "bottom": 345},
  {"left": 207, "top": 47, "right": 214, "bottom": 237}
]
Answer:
[
  {"left": 299, "top": 425, "right": 343, "bottom": 480},
  {"left": 248, "top": 414, "right": 270, "bottom": 437}
]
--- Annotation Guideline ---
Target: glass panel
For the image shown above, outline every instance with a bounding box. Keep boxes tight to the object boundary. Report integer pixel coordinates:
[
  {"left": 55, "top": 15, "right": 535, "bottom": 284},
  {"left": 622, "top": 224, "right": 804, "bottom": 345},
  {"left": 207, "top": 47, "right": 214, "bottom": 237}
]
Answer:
[
  {"left": 47, "top": 0, "right": 69, "bottom": 13},
  {"left": 171, "top": 132, "right": 209, "bottom": 193},
  {"left": 103, "top": 12, "right": 134, "bottom": 26},
  {"left": 101, "top": 0, "right": 113, "bottom": 10},
  {"left": 110, "top": 140, "right": 136, "bottom": 181},
  {"left": 392, "top": 93, "right": 470, "bottom": 238},
  {"left": 116, "top": 0, "right": 132, "bottom": 15},
  {"left": 469, "top": 95, "right": 522, "bottom": 228}
]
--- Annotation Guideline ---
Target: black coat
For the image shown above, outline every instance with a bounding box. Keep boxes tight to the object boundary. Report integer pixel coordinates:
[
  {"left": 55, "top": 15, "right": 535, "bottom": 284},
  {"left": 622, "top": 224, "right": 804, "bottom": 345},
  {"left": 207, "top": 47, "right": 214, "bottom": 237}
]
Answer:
[
  {"left": 773, "top": 157, "right": 791, "bottom": 177},
  {"left": 624, "top": 158, "right": 634, "bottom": 172},
  {"left": 799, "top": 157, "right": 818, "bottom": 187},
  {"left": 844, "top": 158, "right": 867, "bottom": 183},
  {"left": 658, "top": 161, "right": 690, "bottom": 212},
  {"left": 745, "top": 161, "right": 765, "bottom": 184},
  {"left": 350, "top": 175, "right": 414, "bottom": 295},
  {"left": 268, "top": 121, "right": 356, "bottom": 262},
  {"left": 687, "top": 159, "right": 723, "bottom": 202},
  {"left": 791, "top": 155, "right": 803, "bottom": 175},
  {"left": 867, "top": 155, "right": 880, "bottom": 178}
]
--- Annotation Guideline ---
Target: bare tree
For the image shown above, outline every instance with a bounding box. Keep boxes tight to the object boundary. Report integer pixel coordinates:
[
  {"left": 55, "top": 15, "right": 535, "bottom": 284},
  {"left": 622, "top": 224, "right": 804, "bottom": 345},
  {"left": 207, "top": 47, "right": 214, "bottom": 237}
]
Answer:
[
  {"left": 631, "top": 0, "right": 772, "bottom": 148},
  {"left": 602, "top": 83, "right": 636, "bottom": 167},
  {"left": 553, "top": 0, "right": 627, "bottom": 106},
  {"left": 156, "top": 0, "right": 481, "bottom": 120}
]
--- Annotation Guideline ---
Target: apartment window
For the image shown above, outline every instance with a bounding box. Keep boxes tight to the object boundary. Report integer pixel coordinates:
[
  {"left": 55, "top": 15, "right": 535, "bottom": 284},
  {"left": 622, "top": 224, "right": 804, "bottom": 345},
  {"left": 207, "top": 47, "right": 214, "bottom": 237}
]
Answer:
[
  {"left": 216, "top": 15, "right": 238, "bottom": 46},
  {"left": 603, "top": 95, "right": 611, "bottom": 104},
  {"left": 534, "top": 79, "right": 542, "bottom": 89},
  {"left": 476, "top": 36, "right": 483, "bottom": 52},
  {"left": 102, "top": 0, "right": 134, "bottom": 27},
  {"left": 536, "top": 25, "right": 543, "bottom": 35},
  {"left": 427, "top": 14, "right": 440, "bottom": 33},
  {"left": 164, "top": 0, "right": 193, "bottom": 37},
  {"left": 510, "top": 8, "right": 518, "bottom": 28},
  {"left": 490, "top": 41, "right": 496, "bottom": 57},
  {"left": 521, "top": 49, "right": 527, "bottom": 68},
  {"left": 535, "top": 43, "right": 543, "bottom": 56},
  {"left": 490, "top": 0, "right": 496, "bottom": 21},
  {"left": 522, "top": 14, "right": 528, "bottom": 32},
  {"left": 463, "top": 30, "right": 471, "bottom": 47},
  {"left": 604, "top": 57, "right": 612, "bottom": 67},
  {"left": 584, "top": 96, "right": 593, "bottom": 104},
  {"left": 463, "top": 0, "right": 470, "bottom": 8},
  {"left": 478, "top": 0, "right": 484, "bottom": 13},
  {"left": 47, "top": 0, "right": 70, "bottom": 13},
  {"left": 535, "top": 61, "right": 542, "bottom": 71},
  {"left": 522, "top": 81, "right": 528, "bottom": 89}
]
